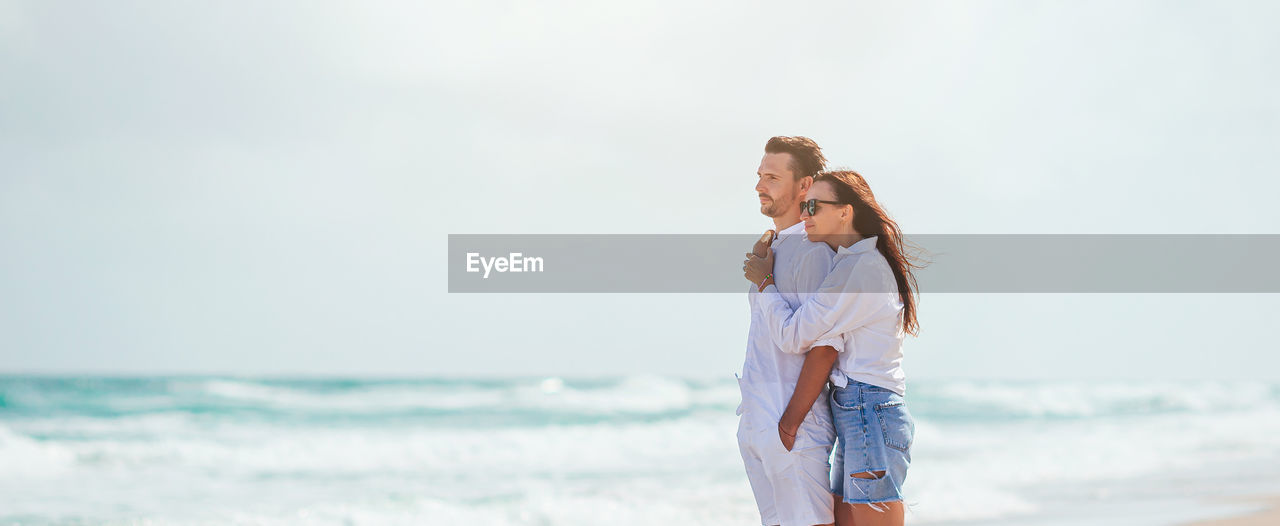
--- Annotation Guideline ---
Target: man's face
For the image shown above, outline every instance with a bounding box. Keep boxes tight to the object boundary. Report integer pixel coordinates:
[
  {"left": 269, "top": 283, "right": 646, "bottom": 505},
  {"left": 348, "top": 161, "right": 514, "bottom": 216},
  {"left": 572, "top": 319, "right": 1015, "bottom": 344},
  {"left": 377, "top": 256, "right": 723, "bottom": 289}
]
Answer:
[{"left": 756, "top": 152, "right": 805, "bottom": 218}]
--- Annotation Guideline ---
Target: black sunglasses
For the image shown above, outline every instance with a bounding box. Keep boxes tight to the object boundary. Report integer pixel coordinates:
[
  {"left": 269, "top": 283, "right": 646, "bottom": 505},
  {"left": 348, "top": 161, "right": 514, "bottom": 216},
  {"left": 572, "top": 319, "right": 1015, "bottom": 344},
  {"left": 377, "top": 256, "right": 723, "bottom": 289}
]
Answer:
[{"left": 800, "top": 199, "right": 844, "bottom": 216}]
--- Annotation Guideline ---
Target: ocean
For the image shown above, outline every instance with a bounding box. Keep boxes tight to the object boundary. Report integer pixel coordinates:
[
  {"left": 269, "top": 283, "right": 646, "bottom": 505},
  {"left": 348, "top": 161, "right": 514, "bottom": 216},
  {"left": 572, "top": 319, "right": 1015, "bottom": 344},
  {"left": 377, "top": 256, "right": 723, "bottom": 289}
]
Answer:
[{"left": 2, "top": 375, "right": 1278, "bottom": 525}]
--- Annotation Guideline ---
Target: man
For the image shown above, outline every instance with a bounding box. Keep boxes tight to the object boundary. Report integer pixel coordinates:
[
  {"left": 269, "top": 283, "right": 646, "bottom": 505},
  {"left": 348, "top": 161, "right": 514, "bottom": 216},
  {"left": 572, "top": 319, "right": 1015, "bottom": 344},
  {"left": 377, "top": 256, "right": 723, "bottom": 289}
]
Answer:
[{"left": 736, "top": 136, "right": 842, "bottom": 526}]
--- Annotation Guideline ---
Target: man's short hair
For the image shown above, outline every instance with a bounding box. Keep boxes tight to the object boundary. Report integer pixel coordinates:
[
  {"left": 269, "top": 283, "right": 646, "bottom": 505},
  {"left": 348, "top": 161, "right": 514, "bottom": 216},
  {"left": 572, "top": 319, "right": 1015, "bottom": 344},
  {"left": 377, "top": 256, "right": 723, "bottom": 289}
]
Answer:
[{"left": 764, "top": 136, "right": 827, "bottom": 181}]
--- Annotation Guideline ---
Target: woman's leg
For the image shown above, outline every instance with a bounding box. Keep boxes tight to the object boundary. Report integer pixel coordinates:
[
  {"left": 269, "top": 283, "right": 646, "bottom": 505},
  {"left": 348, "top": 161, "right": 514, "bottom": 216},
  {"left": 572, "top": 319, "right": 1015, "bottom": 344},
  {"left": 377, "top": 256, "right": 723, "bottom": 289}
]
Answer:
[
  {"left": 834, "top": 495, "right": 855, "bottom": 526},
  {"left": 846, "top": 501, "right": 904, "bottom": 526}
]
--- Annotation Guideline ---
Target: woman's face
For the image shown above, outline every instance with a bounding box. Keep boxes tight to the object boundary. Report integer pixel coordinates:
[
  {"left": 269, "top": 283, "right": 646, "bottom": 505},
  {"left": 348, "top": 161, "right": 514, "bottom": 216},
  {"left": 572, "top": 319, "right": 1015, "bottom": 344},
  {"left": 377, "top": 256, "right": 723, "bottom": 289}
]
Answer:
[{"left": 801, "top": 180, "right": 850, "bottom": 243}]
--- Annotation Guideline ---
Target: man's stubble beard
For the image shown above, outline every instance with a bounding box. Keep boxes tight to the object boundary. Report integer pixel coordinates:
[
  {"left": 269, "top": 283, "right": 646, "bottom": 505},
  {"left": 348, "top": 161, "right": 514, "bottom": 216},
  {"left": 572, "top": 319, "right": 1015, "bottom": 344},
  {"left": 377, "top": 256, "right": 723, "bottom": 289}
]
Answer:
[{"left": 759, "top": 190, "right": 794, "bottom": 218}]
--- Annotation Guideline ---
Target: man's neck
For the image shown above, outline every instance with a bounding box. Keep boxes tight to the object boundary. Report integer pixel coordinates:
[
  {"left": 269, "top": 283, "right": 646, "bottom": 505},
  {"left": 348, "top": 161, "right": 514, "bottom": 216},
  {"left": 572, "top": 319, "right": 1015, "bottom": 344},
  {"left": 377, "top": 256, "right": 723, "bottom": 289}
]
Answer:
[{"left": 773, "top": 215, "right": 801, "bottom": 232}]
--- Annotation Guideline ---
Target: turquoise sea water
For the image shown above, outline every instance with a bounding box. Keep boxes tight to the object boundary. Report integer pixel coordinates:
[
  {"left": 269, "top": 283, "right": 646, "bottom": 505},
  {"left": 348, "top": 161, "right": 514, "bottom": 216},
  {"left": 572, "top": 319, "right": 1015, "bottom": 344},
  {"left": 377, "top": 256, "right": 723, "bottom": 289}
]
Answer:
[{"left": 2, "top": 375, "right": 1278, "bottom": 525}]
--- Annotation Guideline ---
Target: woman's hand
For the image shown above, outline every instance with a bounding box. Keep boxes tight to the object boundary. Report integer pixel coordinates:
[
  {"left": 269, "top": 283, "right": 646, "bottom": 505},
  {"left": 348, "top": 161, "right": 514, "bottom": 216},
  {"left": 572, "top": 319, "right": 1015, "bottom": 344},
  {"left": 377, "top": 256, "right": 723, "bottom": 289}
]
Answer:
[
  {"left": 778, "top": 422, "right": 796, "bottom": 451},
  {"left": 743, "top": 248, "right": 776, "bottom": 289},
  {"left": 752, "top": 229, "right": 775, "bottom": 258}
]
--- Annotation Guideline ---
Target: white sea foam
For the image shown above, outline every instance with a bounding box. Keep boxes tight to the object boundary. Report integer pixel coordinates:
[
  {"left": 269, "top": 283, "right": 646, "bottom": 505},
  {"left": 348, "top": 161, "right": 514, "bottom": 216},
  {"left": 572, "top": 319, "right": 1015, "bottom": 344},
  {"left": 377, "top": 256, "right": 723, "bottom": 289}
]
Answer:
[
  {"left": 917, "top": 379, "right": 1278, "bottom": 419},
  {"left": 188, "top": 376, "right": 730, "bottom": 416},
  {"left": 511, "top": 375, "right": 698, "bottom": 414},
  {"left": 2, "top": 377, "right": 1278, "bottom": 524},
  {"left": 0, "top": 424, "right": 76, "bottom": 478},
  {"left": 197, "top": 379, "right": 505, "bottom": 412}
]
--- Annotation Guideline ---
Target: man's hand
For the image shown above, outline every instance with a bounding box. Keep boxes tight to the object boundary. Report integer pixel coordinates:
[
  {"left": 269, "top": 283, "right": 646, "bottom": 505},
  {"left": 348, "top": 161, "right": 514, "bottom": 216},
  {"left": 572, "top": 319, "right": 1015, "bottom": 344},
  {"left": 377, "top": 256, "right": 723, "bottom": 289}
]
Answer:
[{"left": 778, "top": 422, "right": 797, "bottom": 451}]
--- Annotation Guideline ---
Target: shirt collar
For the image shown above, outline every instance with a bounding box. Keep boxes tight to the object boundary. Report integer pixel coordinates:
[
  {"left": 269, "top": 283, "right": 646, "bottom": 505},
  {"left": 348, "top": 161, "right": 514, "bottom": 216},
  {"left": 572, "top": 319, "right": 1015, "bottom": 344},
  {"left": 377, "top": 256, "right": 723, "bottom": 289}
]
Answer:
[
  {"left": 837, "top": 235, "right": 878, "bottom": 256},
  {"left": 776, "top": 221, "right": 806, "bottom": 237}
]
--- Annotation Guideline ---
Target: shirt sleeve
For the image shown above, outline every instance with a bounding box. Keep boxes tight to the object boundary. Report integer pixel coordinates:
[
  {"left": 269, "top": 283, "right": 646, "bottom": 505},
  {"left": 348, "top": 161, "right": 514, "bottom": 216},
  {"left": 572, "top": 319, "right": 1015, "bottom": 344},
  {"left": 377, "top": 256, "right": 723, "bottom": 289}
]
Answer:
[
  {"left": 764, "top": 245, "right": 845, "bottom": 354},
  {"left": 757, "top": 257, "right": 897, "bottom": 355}
]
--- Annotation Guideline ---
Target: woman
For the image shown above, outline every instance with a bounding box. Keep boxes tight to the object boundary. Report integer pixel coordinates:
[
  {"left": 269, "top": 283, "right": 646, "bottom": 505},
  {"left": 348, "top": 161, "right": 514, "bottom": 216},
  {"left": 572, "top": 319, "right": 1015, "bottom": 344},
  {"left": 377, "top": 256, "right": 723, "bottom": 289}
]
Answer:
[{"left": 744, "top": 169, "right": 920, "bottom": 526}]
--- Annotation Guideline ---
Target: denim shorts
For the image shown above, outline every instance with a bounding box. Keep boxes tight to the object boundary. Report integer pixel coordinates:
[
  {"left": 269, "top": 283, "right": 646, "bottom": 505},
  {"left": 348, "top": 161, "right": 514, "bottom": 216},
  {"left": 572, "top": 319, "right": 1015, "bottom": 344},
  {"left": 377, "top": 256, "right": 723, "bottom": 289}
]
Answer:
[{"left": 829, "top": 378, "right": 914, "bottom": 505}]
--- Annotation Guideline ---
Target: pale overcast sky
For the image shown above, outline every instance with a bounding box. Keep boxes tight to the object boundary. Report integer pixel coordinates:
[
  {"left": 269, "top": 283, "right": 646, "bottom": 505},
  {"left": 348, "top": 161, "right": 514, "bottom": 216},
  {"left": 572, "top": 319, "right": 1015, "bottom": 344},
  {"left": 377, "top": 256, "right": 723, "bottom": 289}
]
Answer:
[{"left": 2, "top": 1, "right": 1278, "bottom": 379}]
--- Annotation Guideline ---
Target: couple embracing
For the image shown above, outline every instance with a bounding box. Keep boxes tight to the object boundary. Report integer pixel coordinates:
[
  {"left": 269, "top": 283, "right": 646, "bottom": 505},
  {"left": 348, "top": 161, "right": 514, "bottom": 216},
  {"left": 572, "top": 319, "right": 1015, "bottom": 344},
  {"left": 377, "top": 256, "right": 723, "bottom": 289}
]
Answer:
[{"left": 735, "top": 136, "right": 920, "bottom": 526}]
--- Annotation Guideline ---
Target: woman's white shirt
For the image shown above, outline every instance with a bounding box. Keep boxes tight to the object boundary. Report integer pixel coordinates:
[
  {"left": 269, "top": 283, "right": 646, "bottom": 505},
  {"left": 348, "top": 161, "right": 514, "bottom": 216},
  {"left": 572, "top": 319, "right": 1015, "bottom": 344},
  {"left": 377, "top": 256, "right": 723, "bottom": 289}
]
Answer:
[{"left": 755, "top": 235, "right": 907, "bottom": 395}]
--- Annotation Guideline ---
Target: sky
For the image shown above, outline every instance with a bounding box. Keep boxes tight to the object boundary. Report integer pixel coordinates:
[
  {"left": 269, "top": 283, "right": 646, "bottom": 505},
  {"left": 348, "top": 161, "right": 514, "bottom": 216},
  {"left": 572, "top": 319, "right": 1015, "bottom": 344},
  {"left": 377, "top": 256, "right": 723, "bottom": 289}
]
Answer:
[{"left": 2, "top": 1, "right": 1278, "bottom": 379}]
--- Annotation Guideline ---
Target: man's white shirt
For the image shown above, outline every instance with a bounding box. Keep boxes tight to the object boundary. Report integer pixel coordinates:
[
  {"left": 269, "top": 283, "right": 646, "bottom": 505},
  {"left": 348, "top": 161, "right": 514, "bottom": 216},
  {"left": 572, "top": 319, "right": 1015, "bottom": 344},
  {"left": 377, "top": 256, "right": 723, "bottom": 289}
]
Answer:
[{"left": 736, "top": 221, "right": 841, "bottom": 430}]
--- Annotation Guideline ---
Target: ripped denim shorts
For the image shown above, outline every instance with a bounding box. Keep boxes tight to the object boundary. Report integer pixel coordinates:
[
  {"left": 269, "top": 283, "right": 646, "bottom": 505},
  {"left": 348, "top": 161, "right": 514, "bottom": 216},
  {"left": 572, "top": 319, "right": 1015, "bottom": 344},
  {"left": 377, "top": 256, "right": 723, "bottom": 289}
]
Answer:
[{"left": 829, "top": 377, "right": 915, "bottom": 506}]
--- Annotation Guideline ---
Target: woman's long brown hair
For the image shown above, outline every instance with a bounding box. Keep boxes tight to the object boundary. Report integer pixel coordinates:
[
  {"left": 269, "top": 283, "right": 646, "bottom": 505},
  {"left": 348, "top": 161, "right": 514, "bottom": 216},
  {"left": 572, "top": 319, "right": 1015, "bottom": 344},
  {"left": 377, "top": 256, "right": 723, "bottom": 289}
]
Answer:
[{"left": 814, "top": 170, "right": 922, "bottom": 336}]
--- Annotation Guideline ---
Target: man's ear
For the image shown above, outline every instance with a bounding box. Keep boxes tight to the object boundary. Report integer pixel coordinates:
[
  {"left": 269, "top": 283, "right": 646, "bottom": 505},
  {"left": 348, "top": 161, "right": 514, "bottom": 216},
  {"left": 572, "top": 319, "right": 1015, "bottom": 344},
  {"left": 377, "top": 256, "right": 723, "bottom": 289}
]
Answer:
[{"left": 799, "top": 176, "right": 813, "bottom": 192}]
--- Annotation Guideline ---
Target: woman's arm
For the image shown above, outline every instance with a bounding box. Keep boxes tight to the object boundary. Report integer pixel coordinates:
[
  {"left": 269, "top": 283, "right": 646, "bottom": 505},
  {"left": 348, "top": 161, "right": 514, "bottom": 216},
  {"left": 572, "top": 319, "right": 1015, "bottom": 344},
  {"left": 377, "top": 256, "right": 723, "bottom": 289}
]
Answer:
[
  {"left": 777, "top": 345, "right": 837, "bottom": 450},
  {"left": 755, "top": 254, "right": 897, "bottom": 354},
  {"left": 745, "top": 243, "right": 843, "bottom": 354}
]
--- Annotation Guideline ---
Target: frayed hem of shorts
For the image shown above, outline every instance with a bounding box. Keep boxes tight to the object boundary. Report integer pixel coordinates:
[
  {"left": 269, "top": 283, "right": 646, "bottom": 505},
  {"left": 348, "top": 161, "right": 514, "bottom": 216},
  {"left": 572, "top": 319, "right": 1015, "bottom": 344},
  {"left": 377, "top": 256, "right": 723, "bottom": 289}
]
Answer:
[{"left": 838, "top": 496, "right": 903, "bottom": 505}]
